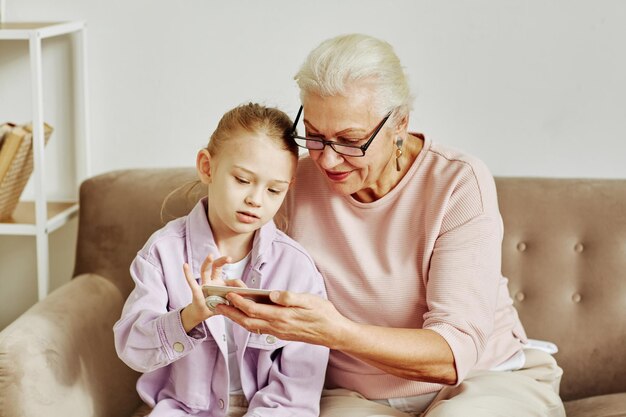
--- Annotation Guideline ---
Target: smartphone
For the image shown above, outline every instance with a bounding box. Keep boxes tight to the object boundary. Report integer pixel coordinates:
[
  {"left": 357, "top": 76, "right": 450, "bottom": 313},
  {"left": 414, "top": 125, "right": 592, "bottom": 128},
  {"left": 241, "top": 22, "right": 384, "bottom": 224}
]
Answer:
[{"left": 201, "top": 285, "right": 274, "bottom": 311}]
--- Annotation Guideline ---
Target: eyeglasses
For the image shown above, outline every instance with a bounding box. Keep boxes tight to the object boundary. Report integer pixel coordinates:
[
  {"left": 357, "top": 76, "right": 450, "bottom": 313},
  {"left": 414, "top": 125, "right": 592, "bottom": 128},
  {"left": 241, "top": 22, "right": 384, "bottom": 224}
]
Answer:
[{"left": 290, "top": 105, "right": 392, "bottom": 157}]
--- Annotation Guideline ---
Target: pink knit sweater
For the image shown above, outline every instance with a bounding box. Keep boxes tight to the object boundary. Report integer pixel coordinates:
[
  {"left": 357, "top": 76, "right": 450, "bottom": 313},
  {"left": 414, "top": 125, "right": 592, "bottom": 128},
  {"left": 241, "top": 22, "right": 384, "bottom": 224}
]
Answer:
[{"left": 283, "top": 135, "right": 527, "bottom": 399}]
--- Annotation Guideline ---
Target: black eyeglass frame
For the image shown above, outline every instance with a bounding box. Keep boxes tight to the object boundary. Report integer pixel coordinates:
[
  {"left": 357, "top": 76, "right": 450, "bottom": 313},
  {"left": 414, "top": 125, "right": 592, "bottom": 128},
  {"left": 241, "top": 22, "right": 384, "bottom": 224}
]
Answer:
[{"left": 290, "top": 105, "right": 393, "bottom": 157}]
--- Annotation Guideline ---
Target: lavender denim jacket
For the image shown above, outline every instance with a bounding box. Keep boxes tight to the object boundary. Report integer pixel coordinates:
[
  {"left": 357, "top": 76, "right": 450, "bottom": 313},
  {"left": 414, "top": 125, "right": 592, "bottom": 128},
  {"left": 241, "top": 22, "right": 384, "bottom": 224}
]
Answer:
[{"left": 114, "top": 198, "right": 329, "bottom": 417}]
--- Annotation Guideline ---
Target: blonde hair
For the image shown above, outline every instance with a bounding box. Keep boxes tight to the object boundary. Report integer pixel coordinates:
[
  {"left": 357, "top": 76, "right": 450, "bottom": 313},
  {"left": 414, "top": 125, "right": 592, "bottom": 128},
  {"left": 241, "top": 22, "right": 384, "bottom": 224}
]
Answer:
[
  {"left": 294, "top": 33, "right": 414, "bottom": 124},
  {"left": 207, "top": 102, "right": 298, "bottom": 157},
  {"left": 161, "top": 103, "right": 297, "bottom": 223}
]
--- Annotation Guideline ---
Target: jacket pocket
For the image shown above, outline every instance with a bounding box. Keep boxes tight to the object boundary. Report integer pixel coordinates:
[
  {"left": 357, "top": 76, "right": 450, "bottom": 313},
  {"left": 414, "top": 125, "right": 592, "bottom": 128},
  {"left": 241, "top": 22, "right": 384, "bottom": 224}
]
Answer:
[{"left": 168, "top": 338, "right": 219, "bottom": 410}]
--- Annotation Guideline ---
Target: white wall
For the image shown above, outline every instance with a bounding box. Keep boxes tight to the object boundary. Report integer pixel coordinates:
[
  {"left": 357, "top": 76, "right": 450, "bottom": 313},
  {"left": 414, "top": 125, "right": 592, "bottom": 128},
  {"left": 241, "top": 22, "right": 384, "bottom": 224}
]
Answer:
[
  {"left": 4, "top": 0, "right": 626, "bottom": 180},
  {"left": 1, "top": 0, "right": 625, "bottom": 327}
]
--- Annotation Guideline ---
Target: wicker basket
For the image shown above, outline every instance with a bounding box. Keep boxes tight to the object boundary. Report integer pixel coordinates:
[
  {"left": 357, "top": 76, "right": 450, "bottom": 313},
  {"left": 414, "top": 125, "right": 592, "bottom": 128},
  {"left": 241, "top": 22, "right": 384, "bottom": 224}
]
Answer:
[{"left": 0, "top": 123, "right": 53, "bottom": 221}]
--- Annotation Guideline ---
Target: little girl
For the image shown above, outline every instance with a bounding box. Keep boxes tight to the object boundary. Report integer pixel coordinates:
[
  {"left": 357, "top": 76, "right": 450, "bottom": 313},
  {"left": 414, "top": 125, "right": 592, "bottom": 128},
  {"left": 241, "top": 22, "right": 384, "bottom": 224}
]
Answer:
[{"left": 114, "top": 103, "right": 329, "bottom": 417}]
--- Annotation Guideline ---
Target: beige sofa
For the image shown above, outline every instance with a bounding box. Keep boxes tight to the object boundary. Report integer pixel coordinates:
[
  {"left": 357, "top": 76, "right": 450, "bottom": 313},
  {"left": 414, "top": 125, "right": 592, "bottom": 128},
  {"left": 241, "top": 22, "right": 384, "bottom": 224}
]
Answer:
[{"left": 0, "top": 168, "right": 624, "bottom": 417}]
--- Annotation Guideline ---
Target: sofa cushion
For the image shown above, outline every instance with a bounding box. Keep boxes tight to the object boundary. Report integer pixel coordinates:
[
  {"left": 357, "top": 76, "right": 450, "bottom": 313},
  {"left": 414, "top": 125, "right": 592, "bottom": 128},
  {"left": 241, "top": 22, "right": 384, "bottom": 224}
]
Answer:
[
  {"left": 130, "top": 403, "right": 151, "bottom": 417},
  {"left": 564, "top": 393, "right": 626, "bottom": 417},
  {"left": 496, "top": 178, "right": 626, "bottom": 401}
]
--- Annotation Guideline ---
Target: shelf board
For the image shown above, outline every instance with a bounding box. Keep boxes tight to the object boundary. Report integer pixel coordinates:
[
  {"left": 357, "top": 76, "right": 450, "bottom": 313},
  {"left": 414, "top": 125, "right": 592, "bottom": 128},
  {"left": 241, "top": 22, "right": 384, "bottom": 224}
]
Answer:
[
  {"left": 0, "top": 201, "right": 78, "bottom": 235},
  {"left": 0, "top": 21, "right": 85, "bottom": 40}
]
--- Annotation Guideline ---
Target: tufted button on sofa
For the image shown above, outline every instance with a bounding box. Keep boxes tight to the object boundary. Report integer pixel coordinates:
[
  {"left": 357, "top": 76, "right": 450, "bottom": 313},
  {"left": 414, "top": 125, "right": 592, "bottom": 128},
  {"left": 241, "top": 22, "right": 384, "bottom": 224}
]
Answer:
[
  {"left": 497, "top": 177, "right": 626, "bottom": 415},
  {"left": 0, "top": 170, "right": 624, "bottom": 416}
]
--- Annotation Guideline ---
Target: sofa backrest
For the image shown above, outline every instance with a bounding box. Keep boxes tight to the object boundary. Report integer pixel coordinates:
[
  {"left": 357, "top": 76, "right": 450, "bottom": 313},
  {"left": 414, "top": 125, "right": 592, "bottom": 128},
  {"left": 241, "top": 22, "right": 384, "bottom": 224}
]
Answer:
[
  {"left": 74, "top": 169, "right": 626, "bottom": 402},
  {"left": 496, "top": 177, "right": 626, "bottom": 401},
  {"left": 74, "top": 168, "right": 199, "bottom": 297}
]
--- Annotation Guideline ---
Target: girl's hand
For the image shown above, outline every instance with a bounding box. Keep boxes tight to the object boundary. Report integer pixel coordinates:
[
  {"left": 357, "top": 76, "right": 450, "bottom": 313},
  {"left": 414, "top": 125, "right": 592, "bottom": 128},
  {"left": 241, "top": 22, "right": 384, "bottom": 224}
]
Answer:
[
  {"left": 180, "top": 255, "right": 233, "bottom": 333},
  {"left": 217, "top": 291, "right": 351, "bottom": 348}
]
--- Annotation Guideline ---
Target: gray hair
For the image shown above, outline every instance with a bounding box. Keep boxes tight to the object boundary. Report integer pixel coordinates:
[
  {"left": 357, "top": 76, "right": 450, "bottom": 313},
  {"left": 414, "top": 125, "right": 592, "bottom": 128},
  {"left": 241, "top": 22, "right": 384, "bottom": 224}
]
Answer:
[{"left": 294, "top": 33, "right": 414, "bottom": 123}]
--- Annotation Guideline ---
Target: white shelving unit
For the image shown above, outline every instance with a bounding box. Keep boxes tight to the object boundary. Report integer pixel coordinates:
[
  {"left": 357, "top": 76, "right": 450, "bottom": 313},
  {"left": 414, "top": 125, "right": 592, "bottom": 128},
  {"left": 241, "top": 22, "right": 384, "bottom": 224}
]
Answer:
[{"left": 0, "top": 21, "right": 91, "bottom": 300}]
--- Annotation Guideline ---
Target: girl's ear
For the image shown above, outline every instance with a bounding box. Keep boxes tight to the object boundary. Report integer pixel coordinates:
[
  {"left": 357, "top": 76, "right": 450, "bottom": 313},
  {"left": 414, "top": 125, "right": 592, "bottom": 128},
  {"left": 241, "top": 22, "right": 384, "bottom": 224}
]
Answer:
[{"left": 196, "top": 149, "right": 213, "bottom": 184}]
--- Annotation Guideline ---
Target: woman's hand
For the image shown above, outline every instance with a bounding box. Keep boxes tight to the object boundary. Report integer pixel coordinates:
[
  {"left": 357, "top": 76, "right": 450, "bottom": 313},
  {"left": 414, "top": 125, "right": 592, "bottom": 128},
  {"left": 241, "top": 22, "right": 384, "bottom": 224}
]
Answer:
[
  {"left": 180, "top": 255, "right": 245, "bottom": 333},
  {"left": 217, "top": 290, "right": 351, "bottom": 348},
  {"left": 220, "top": 289, "right": 457, "bottom": 384}
]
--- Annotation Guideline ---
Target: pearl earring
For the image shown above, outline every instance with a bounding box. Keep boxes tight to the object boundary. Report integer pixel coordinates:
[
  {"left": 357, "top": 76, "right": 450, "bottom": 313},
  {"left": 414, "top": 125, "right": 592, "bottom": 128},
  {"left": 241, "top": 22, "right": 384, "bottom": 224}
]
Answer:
[{"left": 395, "top": 136, "right": 404, "bottom": 172}]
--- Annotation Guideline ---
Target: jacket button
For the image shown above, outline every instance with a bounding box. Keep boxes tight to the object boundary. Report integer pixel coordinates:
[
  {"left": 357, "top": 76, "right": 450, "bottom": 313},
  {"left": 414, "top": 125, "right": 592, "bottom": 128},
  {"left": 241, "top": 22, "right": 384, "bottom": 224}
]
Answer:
[
  {"left": 515, "top": 292, "right": 525, "bottom": 302},
  {"left": 266, "top": 335, "right": 276, "bottom": 344},
  {"left": 517, "top": 242, "right": 527, "bottom": 252},
  {"left": 218, "top": 399, "right": 225, "bottom": 409},
  {"left": 173, "top": 342, "right": 184, "bottom": 353}
]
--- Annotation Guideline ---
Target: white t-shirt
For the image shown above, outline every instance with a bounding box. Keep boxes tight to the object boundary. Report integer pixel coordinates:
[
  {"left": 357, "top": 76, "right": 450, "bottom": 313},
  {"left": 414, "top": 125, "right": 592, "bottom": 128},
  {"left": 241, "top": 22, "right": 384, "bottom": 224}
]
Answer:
[{"left": 221, "top": 253, "right": 251, "bottom": 395}]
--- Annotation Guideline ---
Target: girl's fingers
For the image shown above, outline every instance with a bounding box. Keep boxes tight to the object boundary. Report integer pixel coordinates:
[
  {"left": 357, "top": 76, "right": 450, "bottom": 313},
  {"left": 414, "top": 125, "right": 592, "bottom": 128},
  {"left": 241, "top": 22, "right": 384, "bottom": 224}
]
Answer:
[
  {"left": 200, "top": 255, "right": 233, "bottom": 284},
  {"left": 183, "top": 263, "right": 198, "bottom": 291},
  {"left": 210, "top": 256, "right": 232, "bottom": 281},
  {"left": 200, "top": 255, "right": 214, "bottom": 286},
  {"left": 225, "top": 279, "right": 247, "bottom": 288}
]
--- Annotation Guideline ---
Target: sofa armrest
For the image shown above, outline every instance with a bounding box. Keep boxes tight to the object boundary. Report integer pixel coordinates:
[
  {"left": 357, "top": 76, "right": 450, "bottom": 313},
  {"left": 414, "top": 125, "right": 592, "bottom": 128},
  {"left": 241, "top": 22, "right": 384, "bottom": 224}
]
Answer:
[{"left": 0, "top": 274, "right": 141, "bottom": 417}]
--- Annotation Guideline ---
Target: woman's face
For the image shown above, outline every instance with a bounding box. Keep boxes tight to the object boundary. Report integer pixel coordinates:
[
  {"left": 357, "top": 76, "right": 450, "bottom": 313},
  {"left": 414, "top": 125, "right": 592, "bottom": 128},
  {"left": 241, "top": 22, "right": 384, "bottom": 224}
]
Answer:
[{"left": 302, "top": 84, "right": 401, "bottom": 200}]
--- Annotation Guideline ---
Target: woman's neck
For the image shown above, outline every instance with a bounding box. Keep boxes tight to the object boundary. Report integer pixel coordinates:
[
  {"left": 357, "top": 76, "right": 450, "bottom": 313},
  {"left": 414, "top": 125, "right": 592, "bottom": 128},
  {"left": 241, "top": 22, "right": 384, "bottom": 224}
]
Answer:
[{"left": 352, "top": 133, "right": 424, "bottom": 203}]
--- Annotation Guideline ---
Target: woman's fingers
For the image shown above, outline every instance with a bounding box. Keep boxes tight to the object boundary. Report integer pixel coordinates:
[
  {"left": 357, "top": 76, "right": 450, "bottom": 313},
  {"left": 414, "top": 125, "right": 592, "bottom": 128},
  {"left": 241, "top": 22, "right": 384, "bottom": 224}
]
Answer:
[
  {"left": 218, "top": 294, "right": 276, "bottom": 329},
  {"left": 268, "top": 289, "right": 308, "bottom": 307},
  {"left": 221, "top": 292, "right": 306, "bottom": 332},
  {"left": 226, "top": 291, "right": 316, "bottom": 318},
  {"left": 219, "top": 292, "right": 341, "bottom": 346},
  {"left": 217, "top": 304, "right": 267, "bottom": 332}
]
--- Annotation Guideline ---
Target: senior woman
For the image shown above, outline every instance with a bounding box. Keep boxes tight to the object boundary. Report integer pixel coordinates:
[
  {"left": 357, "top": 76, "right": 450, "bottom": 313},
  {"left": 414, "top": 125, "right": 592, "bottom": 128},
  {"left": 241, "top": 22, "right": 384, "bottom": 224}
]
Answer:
[{"left": 220, "top": 34, "right": 565, "bottom": 417}]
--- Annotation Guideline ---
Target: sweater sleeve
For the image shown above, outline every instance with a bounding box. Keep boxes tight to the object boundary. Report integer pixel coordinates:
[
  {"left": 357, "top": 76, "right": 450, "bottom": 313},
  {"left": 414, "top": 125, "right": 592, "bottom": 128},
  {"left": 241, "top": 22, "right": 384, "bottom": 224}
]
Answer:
[
  {"left": 113, "top": 254, "right": 208, "bottom": 373},
  {"left": 422, "top": 162, "right": 504, "bottom": 385}
]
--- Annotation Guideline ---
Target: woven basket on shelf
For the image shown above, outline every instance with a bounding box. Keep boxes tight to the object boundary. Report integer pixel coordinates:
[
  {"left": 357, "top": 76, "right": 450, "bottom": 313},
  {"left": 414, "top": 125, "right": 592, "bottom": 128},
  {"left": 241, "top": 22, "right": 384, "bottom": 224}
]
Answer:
[{"left": 0, "top": 123, "right": 53, "bottom": 221}]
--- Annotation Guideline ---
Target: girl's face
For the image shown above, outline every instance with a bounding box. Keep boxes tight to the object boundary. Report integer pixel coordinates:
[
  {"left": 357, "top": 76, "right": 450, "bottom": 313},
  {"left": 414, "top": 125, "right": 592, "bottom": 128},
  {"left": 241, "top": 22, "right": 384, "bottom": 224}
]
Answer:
[
  {"left": 197, "top": 131, "right": 296, "bottom": 242},
  {"left": 302, "top": 84, "right": 403, "bottom": 201}
]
